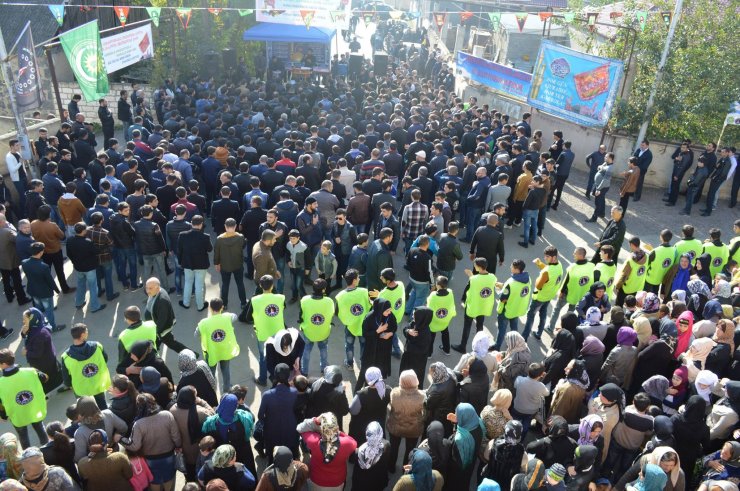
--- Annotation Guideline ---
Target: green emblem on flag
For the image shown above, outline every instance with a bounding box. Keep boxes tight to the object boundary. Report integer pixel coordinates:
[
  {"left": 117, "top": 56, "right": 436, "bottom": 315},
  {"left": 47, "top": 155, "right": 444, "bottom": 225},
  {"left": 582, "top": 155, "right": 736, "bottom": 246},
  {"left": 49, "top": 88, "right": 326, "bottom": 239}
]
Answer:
[{"left": 59, "top": 21, "right": 108, "bottom": 102}]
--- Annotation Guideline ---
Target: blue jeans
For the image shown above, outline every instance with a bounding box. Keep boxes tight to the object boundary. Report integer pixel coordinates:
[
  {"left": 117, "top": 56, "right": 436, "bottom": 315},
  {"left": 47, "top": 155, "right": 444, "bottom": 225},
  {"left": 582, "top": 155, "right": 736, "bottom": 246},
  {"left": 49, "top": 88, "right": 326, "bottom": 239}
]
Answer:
[
  {"left": 437, "top": 269, "right": 454, "bottom": 282},
  {"left": 113, "top": 247, "right": 138, "bottom": 288},
  {"left": 355, "top": 224, "right": 367, "bottom": 234},
  {"left": 32, "top": 296, "right": 56, "bottom": 329},
  {"left": 76, "top": 269, "right": 101, "bottom": 310},
  {"left": 49, "top": 205, "right": 64, "bottom": 231},
  {"left": 142, "top": 254, "right": 168, "bottom": 289},
  {"left": 289, "top": 267, "right": 305, "bottom": 299},
  {"left": 220, "top": 267, "right": 246, "bottom": 307},
  {"left": 183, "top": 268, "right": 206, "bottom": 309},
  {"left": 496, "top": 312, "right": 519, "bottom": 349},
  {"left": 683, "top": 185, "right": 699, "bottom": 214},
  {"left": 172, "top": 255, "right": 184, "bottom": 294},
  {"left": 465, "top": 207, "right": 482, "bottom": 241},
  {"left": 209, "top": 360, "right": 231, "bottom": 392},
  {"left": 522, "top": 208, "right": 538, "bottom": 244},
  {"left": 523, "top": 299, "right": 549, "bottom": 340},
  {"left": 510, "top": 407, "right": 534, "bottom": 438},
  {"left": 403, "top": 238, "right": 415, "bottom": 255},
  {"left": 275, "top": 256, "right": 286, "bottom": 294},
  {"left": 344, "top": 327, "right": 366, "bottom": 365},
  {"left": 255, "top": 339, "right": 267, "bottom": 383},
  {"left": 301, "top": 336, "right": 328, "bottom": 374},
  {"left": 406, "top": 279, "right": 431, "bottom": 315},
  {"left": 96, "top": 261, "right": 115, "bottom": 299}
]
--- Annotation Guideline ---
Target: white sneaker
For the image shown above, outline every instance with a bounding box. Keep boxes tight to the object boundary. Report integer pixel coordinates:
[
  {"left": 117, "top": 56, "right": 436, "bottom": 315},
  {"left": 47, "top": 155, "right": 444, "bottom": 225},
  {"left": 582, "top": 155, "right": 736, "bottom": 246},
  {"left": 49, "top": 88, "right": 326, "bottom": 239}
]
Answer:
[{"left": 504, "top": 224, "right": 513, "bottom": 229}]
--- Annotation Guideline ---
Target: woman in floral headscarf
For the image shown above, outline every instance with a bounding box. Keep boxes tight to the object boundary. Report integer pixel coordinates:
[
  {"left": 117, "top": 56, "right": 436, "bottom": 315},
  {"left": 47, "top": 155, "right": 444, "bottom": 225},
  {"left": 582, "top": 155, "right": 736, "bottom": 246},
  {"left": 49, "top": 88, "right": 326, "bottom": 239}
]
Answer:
[
  {"left": 687, "top": 279, "right": 712, "bottom": 321},
  {"left": 483, "top": 420, "right": 525, "bottom": 491},
  {"left": 0, "top": 433, "right": 22, "bottom": 481},
  {"left": 424, "top": 362, "right": 458, "bottom": 437},
  {"left": 445, "top": 402, "right": 484, "bottom": 491},
  {"left": 632, "top": 293, "right": 661, "bottom": 323},
  {"left": 495, "top": 331, "right": 531, "bottom": 392},
  {"left": 197, "top": 444, "right": 256, "bottom": 490},
  {"left": 176, "top": 349, "right": 218, "bottom": 408},
  {"left": 349, "top": 366, "right": 391, "bottom": 446},
  {"left": 351, "top": 421, "right": 390, "bottom": 491},
  {"left": 568, "top": 414, "right": 604, "bottom": 471},
  {"left": 480, "top": 389, "right": 514, "bottom": 458},
  {"left": 297, "top": 412, "right": 357, "bottom": 490},
  {"left": 550, "top": 359, "right": 590, "bottom": 424}
]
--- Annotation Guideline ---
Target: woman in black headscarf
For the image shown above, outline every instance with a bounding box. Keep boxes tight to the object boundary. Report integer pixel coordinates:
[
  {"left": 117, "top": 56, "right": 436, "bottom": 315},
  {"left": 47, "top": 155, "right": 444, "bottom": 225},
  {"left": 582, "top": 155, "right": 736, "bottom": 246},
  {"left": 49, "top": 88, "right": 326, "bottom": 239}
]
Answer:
[
  {"left": 119, "top": 340, "right": 173, "bottom": 388},
  {"left": 458, "top": 358, "right": 490, "bottom": 415},
  {"left": 526, "top": 415, "right": 577, "bottom": 468},
  {"left": 483, "top": 420, "right": 525, "bottom": 491},
  {"left": 670, "top": 395, "right": 710, "bottom": 483},
  {"left": 542, "top": 328, "right": 576, "bottom": 388},
  {"left": 424, "top": 362, "right": 458, "bottom": 437},
  {"left": 169, "top": 385, "right": 214, "bottom": 481},
  {"left": 357, "top": 298, "right": 397, "bottom": 388},
  {"left": 579, "top": 335, "right": 606, "bottom": 392},
  {"left": 630, "top": 333, "right": 675, "bottom": 399},
  {"left": 400, "top": 306, "right": 433, "bottom": 389},
  {"left": 419, "top": 420, "right": 451, "bottom": 475},
  {"left": 21, "top": 307, "right": 62, "bottom": 393},
  {"left": 565, "top": 444, "right": 599, "bottom": 491},
  {"left": 694, "top": 253, "right": 713, "bottom": 289}
]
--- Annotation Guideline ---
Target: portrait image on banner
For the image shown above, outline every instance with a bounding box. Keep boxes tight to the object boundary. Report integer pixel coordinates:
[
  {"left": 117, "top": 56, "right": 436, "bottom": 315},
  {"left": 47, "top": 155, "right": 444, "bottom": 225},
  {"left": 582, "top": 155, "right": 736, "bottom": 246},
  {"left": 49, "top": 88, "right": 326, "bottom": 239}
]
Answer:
[
  {"left": 101, "top": 23, "right": 154, "bottom": 73},
  {"left": 528, "top": 40, "right": 624, "bottom": 127},
  {"left": 15, "top": 24, "right": 43, "bottom": 113},
  {"left": 456, "top": 51, "right": 532, "bottom": 102},
  {"left": 256, "top": 0, "right": 350, "bottom": 29}
]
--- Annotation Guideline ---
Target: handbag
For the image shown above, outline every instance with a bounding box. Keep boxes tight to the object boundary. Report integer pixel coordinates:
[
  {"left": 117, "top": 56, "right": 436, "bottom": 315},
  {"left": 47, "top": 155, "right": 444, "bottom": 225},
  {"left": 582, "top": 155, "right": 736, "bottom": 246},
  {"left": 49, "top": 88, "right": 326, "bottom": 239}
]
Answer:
[
  {"left": 128, "top": 456, "right": 153, "bottom": 491},
  {"left": 174, "top": 451, "right": 187, "bottom": 474},
  {"left": 253, "top": 419, "right": 265, "bottom": 442}
]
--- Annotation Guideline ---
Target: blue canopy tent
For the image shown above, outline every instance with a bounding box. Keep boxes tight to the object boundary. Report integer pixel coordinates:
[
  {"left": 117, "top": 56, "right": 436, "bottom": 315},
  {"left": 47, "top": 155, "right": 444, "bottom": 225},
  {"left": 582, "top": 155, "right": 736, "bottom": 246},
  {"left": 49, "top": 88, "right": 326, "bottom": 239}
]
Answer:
[{"left": 244, "top": 23, "right": 336, "bottom": 72}]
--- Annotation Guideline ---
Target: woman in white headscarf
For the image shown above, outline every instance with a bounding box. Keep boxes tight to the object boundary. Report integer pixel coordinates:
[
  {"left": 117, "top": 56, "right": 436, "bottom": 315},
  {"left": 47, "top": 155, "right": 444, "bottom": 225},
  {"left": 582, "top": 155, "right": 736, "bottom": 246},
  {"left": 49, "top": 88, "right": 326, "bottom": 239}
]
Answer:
[
  {"left": 494, "top": 332, "right": 530, "bottom": 392},
  {"left": 694, "top": 370, "right": 719, "bottom": 405},
  {"left": 264, "top": 327, "right": 305, "bottom": 382},
  {"left": 454, "top": 329, "right": 498, "bottom": 385},
  {"left": 348, "top": 367, "right": 390, "bottom": 446},
  {"left": 682, "top": 337, "right": 717, "bottom": 382},
  {"left": 351, "top": 421, "right": 390, "bottom": 491}
]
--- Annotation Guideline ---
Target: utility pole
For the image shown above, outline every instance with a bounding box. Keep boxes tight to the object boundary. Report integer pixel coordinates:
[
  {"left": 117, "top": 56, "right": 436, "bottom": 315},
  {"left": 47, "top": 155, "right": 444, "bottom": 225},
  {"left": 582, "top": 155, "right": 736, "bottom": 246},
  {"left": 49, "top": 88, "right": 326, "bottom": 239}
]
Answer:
[
  {"left": 633, "top": 0, "right": 683, "bottom": 151},
  {"left": 0, "top": 24, "right": 33, "bottom": 161}
]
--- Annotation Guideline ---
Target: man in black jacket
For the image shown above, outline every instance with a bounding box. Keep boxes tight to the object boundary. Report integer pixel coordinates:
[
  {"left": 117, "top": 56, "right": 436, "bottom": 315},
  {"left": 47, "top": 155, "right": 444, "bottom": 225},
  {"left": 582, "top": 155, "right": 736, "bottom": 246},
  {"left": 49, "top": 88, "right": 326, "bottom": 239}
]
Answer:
[
  {"left": 144, "top": 277, "right": 190, "bottom": 354},
  {"left": 701, "top": 147, "right": 733, "bottom": 216},
  {"left": 373, "top": 203, "right": 401, "bottom": 253},
  {"left": 405, "top": 235, "right": 435, "bottom": 315},
  {"left": 211, "top": 186, "right": 241, "bottom": 235},
  {"left": 592, "top": 206, "right": 626, "bottom": 263},
  {"left": 632, "top": 139, "right": 653, "bottom": 201},
  {"left": 177, "top": 215, "right": 212, "bottom": 311},
  {"left": 98, "top": 99, "right": 115, "bottom": 149},
  {"left": 117, "top": 90, "right": 132, "bottom": 138},
  {"left": 110, "top": 202, "right": 139, "bottom": 290},
  {"left": 436, "top": 222, "right": 463, "bottom": 281},
  {"left": 66, "top": 222, "right": 105, "bottom": 312},
  {"left": 469, "top": 214, "right": 505, "bottom": 274},
  {"left": 134, "top": 205, "right": 172, "bottom": 293},
  {"left": 21, "top": 242, "right": 64, "bottom": 331}
]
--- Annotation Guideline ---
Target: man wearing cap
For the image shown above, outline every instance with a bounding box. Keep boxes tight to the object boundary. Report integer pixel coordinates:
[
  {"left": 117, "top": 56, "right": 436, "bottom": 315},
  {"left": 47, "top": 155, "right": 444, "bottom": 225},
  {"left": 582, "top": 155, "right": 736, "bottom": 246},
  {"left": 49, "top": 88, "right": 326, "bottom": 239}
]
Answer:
[{"left": 406, "top": 149, "right": 427, "bottom": 180}]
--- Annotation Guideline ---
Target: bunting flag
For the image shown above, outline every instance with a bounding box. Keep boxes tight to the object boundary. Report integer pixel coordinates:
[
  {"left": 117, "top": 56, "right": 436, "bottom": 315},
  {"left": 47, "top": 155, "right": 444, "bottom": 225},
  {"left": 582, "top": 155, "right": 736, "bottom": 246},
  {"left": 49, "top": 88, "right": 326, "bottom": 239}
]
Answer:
[
  {"left": 49, "top": 4, "right": 65, "bottom": 26},
  {"left": 59, "top": 21, "right": 108, "bottom": 102},
  {"left": 176, "top": 8, "right": 192, "bottom": 29},
  {"left": 661, "top": 11, "right": 672, "bottom": 27},
  {"left": 208, "top": 8, "right": 222, "bottom": 16},
  {"left": 238, "top": 9, "right": 253, "bottom": 16},
  {"left": 635, "top": 11, "right": 648, "bottom": 31},
  {"left": 487, "top": 12, "right": 501, "bottom": 30},
  {"left": 267, "top": 10, "right": 285, "bottom": 16},
  {"left": 433, "top": 13, "right": 446, "bottom": 32},
  {"left": 538, "top": 12, "right": 553, "bottom": 22},
  {"left": 389, "top": 10, "right": 404, "bottom": 20},
  {"left": 587, "top": 12, "right": 598, "bottom": 31},
  {"left": 514, "top": 12, "right": 528, "bottom": 32},
  {"left": 115, "top": 6, "right": 129, "bottom": 27},
  {"left": 563, "top": 12, "right": 575, "bottom": 23},
  {"left": 609, "top": 11, "right": 623, "bottom": 19},
  {"left": 329, "top": 10, "right": 346, "bottom": 23},
  {"left": 460, "top": 11, "right": 473, "bottom": 23},
  {"left": 362, "top": 12, "right": 374, "bottom": 27},
  {"left": 300, "top": 10, "right": 315, "bottom": 29},
  {"left": 145, "top": 7, "right": 161, "bottom": 26}
]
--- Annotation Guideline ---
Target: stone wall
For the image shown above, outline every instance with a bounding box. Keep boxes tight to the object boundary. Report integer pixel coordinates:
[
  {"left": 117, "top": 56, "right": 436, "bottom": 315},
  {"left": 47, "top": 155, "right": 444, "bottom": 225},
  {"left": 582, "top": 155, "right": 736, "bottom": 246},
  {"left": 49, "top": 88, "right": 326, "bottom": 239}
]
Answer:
[{"left": 56, "top": 81, "right": 153, "bottom": 122}]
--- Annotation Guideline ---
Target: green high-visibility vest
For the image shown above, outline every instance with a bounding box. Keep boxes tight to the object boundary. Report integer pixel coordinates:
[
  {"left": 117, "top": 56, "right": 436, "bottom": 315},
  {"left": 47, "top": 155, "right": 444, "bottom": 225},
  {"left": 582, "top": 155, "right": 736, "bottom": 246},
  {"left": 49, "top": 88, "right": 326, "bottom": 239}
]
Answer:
[
  {"left": 533, "top": 262, "right": 563, "bottom": 302},
  {"left": 379, "top": 282, "right": 405, "bottom": 324},
  {"left": 674, "top": 239, "right": 702, "bottom": 264},
  {"left": 497, "top": 277, "right": 532, "bottom": 319},
  {"left": 465, "top": 273, "right": 498, "bottom": 317},
  {"left": 646, "top": 245, "right": 676, "bottom": 286},
  {"left": 118, "top": 321, "right": 158, "bottom": 353},
  {"left": 563, "top": 262, "right": 595, "bottom": 306},
  {"left": 595, "top": 262, "right": 617, "bottom": 299},
  {"left": 0, "top": 368, "right": 46, "bottom": 427},
  {"left": 62, "top": 342, "right": 111, "bottom": 397},
  {"left": 731, "top": 236, "right": 740, "bottom": 265},
  {"left": 252, "top": 293, "right": 286, "bottom": 342},
  {"left": 198, "top": 313, "right": 240, "bottom": 366},
  {"left": 622, "top": 258, "right": 647, "bottom": 294},
  {"left": 300, "top": 296, "right": 335, "bottom": 342},
  {"left": 703, "top": 243, "right": 730, "bottom": 277},
  {"left": 336, "top": 287, "right": 371, "bottom": 337},
  {"left": 427, "top": 290, "right": 457, "bottom": 332}
]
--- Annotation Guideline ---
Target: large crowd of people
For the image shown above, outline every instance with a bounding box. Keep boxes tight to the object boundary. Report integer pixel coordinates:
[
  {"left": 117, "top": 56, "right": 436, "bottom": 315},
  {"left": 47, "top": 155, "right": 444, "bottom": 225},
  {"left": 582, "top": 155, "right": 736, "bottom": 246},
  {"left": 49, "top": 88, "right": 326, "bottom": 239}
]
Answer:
[{"left": 0, "top": 22, "right": 739, "bottom": 491}]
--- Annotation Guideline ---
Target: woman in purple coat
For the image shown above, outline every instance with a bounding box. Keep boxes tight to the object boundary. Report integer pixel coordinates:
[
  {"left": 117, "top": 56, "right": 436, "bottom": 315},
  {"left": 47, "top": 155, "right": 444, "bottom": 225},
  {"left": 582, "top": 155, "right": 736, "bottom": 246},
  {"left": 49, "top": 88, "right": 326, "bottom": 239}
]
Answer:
[{"left": 21, "top": 307, "right": 63, "bottom": 393}]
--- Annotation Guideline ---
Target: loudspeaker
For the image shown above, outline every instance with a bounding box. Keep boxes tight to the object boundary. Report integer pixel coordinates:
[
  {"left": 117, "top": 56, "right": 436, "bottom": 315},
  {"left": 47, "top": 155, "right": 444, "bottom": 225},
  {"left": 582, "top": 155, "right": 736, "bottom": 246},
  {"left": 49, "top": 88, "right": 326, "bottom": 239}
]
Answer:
[
  {"left": 348, "top": 54, "right": 363, "bottom": 76},
  {"left": 373, "top": 52, "right": 389, "bottom": 75},
  {"left": 222, "top": 48, "right": 237, "bottom": 70}
]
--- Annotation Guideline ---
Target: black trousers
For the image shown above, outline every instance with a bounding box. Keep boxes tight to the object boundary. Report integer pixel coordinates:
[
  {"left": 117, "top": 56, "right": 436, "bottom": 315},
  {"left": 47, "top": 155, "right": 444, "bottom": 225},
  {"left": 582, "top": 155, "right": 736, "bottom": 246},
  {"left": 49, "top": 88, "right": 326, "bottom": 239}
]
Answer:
[
  {"left": 429, "top": 330, "right": 450, "bottom": 355},
  {"left": 458, "top": 314, "right": 484, "bottom": 349},
  {"left": 619, "top": 193, "right": 632, "bottom": 213},
  {"left": 591, "top": 188, "right": 609, "bottom": 219},
  {"left": 42, "top": 249, "right": 71, "bottom": 292},
  {"left": 704, "top": 180, "right": 723, "bottom": 213},
  {"left": 549, "top": 174, "right": 568, "bottom": 208},
  {"left": 157, "top": 331, "right": 190, "bottom": 354},
  {"left": 388, "top": 434, "right": 418, "bottom": 472},
  {"left": 1, "top": 267, "right": 29, "bottom": 302},
  {"left": 634, "top": 168, "right": 648, "bottom": 200}
]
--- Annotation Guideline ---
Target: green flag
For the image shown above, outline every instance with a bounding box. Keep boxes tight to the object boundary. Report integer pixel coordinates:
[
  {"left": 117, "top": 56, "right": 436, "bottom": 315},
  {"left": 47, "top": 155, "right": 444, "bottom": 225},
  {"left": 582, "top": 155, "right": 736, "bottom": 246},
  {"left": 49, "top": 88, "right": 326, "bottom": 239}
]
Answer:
[
  {"left": 238, "top": 9, "right": 253, "bottom": 16},
  {"left": 488, "top": 12, "right": 501, "bottom": 30},
  {"left": 59, "top": 20, "right": 108, "bottom": 102},
  {"left": 145, "top": 7, "right": 161, "bottom": 27}
]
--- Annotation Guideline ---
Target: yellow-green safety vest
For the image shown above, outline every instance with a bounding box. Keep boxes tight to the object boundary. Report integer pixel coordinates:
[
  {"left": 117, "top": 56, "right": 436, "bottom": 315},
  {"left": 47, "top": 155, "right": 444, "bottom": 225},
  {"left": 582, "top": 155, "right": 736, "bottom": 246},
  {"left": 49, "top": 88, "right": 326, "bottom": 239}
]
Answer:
[
  {"left": 646, "top": 245, "right": 676, "bottom": 286},
  {"left": 252, "top": 293, "right": 286, "bottom": 342},
  {"left": 118, "top": 321, "right": 158, "bottom": 352},
  {"left": 0, "top": 368, "right": 46, "bottom": 427},
  {"left": 731, "top": 236, "right": 740, "bottom": 265},
  {"left": 427, "top": 290, "right": 457, "bottom": 332},
  {"left": 622, "top": 258, "right": 647, "bottom": 294},
  {"left": 465, "top": 273, "right": 498, "bottom": 317},
  {"left": 533, "top": 262, "right": 563, "bottom": 303},
  {"left": 674, "top": 239, "right": 702, "bottom": 264},
  {"left": 62, "top": 342, "right": 111, "bottom": 397},
  {"left": 379, "top": 282, "right": 405, "bottom": 324},
  {"left": 336, "top": 287, "right": 370, "bottom": 337},
  {"left": 563, "top": 262, "right": 595, "bottom": 306},
  {"left": 497, "top": 277, "right": 532, "bottom": 319},
  {"left": 198, "top": 313, "right": 240, "bottom": 366},
  {"left": 702, "top": 243, "right": 730, "bottom": 277},
  {"left": 300, "top": 296, "right": 335, "bottom": 342},
  {"left": 595, "top": 262, "right": 617, "bottom": 299}
]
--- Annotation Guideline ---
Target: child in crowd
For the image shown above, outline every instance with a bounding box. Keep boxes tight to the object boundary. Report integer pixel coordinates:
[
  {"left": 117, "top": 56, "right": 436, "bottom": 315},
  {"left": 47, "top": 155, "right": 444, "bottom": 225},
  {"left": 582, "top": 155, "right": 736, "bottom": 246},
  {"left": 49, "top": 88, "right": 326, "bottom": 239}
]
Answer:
[
  {"left": 348, "top": 233, "right": 369, "bottom": 287},
  {"left": 315, "top": 240, "right": 338, "bottom": 287},
  {"left": 196, "top": 435, "right": 216, "bottom": 477},
  {"left": 286, "top": 229, "right": 307, "bottom": 303}
]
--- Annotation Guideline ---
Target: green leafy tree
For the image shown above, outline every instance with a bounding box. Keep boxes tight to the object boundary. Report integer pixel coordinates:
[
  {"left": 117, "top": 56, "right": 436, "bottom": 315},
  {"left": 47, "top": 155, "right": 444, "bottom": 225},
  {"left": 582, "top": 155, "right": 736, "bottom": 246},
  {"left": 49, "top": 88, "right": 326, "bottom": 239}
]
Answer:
[{"left": 600, "top": 0, "right": 740, "bottom": 143}]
